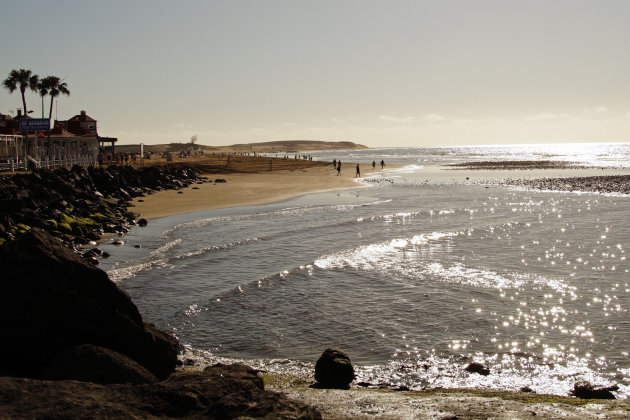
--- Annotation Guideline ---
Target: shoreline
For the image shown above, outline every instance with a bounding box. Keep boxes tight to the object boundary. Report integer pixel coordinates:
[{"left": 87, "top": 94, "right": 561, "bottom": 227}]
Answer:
[
  {"left": 130, "top": 163, "right": 381, "bottom": 220},
  {"left": 263, "top": 372, "right": 630, "bottom": 419},
  {"left": 130, "top": 163, "right": 630, "bottom": 221}
]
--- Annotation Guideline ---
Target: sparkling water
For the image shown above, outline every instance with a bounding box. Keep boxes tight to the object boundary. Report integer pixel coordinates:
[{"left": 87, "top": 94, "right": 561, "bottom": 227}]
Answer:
[{"left": 101, "top": 142, "right": 630, "bottom": 397}]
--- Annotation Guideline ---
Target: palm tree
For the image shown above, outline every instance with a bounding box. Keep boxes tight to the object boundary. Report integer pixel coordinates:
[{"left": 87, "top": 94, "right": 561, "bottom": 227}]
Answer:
[
  {"left": 39, "top": 76, "right": 70, "bottom": 122},
  {"left": 37, "top": 79, "right": 49, "bottom": 118},
  {"left": 2, "top": 69, "right": 39, "bottom": 117}
]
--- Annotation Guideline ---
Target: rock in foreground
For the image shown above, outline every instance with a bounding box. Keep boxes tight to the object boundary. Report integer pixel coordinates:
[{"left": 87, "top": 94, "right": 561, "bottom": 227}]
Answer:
[
  {"left": 0, "top": 363, "right": 322, "bottom": 419},
  {"left": 0, "top": 228, "right": 179, "bottom": 381},
  {"left": 314, "top": 348, "right": 355, "bottom": 389}
]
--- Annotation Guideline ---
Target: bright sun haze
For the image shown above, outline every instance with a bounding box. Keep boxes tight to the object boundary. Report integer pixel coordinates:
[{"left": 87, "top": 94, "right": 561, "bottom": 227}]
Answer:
[{"left": 1, "top": 0, "right": 629, "bottom": 147}]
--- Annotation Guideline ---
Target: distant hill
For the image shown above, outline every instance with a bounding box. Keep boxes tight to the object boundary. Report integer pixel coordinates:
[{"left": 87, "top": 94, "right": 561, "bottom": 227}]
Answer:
[{"left": 114, "top": 140, "right": 368, "bottom": 154}]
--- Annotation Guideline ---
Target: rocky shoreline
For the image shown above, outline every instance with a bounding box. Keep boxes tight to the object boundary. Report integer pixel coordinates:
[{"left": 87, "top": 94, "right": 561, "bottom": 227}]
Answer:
[
  {"left": 0, "top": 165, "right": 323, "bottom": 418},
  {"left": 0, "top": 228, "right": 321, "bottom": 419},
  {"left": 503, "top": 174, "right": 630, "bottom": 195},
  {"left": 1, "top": 163, "right": 628, "bottom": 418},
  {"left": 0, "top": 164, "right": 206, "bottom": 257},
  {"left": 447, "top": 160, "right": 590, "bottom": 170}
]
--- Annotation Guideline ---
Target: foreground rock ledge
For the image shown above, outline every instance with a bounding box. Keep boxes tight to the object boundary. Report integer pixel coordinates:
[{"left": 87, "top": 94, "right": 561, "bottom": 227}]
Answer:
[
  {"left": 0, "top": 364, "right": 321, "bottom": 419},
  {"left": 0, "top": 228, "right": 179, "bottom": 380}
]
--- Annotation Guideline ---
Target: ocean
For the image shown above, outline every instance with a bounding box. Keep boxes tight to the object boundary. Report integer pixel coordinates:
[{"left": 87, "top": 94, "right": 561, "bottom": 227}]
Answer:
[{"left": 100, "top": 142, "right": 630, "bottom": 397}]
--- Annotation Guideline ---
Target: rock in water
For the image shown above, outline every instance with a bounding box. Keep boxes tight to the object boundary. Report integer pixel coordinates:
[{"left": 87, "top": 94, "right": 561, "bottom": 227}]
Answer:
[
  {"left": 314, "top": 348, "right": 355, "bottom": 389},
  {"left": 465, "top": 362, "right": 490, "bottom": 376},
  {"left": 0, "top": 229, "right": 179, "bottom": 380},
  {"left": 571, "top": 381, "right": 617, "bottom": 399}
]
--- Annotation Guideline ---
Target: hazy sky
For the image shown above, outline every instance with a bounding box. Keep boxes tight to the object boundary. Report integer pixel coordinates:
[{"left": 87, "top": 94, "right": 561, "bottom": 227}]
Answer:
[{"left": 2, "top": 0, "right": 629, "bottom": 147}]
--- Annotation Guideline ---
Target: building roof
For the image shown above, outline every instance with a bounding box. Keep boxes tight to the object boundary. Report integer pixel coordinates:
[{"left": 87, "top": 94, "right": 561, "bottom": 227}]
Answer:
[{"left": 68, "top": 110, "right": 96, "bottom": 122}]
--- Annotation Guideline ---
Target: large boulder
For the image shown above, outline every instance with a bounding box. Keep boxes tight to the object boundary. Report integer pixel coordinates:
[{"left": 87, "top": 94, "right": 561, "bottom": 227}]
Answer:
[
  {"left": 40, "top": 344, "right": 157, "bottom": 385},
  {"left": 0, "top": 229, "right": 179, "bottom": 380},
  {"left": 314, "top": 348, "right": 355, "bottom": 389},
  {"left": 0, "top": 363, "right": 322, "bottom": 419}
]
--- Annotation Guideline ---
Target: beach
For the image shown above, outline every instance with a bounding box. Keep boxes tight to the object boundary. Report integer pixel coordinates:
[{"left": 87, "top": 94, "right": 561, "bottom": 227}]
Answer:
[
  {"left": 131, "top": 154, "right": 630, "bottom": 220},
  {"left": 131, "top": 154, "right": 375, "bottom": 220}
]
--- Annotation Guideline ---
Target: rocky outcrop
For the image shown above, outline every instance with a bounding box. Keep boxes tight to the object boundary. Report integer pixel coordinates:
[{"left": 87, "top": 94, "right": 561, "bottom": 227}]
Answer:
[
  {"left": 40, "top": 344, "right": 158, "bottom": 385},
  {"left": 0, "top": 364, "right": 322, "bottom": 419},
  {"left": 505, "top": 175, "right": 630, "bottom": 195},
  {"left": 0, "top": 229, "right": 179, "bottom": 381},
  {"left": 314, "top": 348, "right": 355, "bottom": 389},
  {"left": 0, "top": 164, "right": 202, "bottom": 252}
]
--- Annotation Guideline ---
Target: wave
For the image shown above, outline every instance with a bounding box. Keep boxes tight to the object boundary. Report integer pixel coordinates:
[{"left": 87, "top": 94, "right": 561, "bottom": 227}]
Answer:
[
  {"left": 312, "top": 228, "right": 574, "bottom": 294},
  {"left": 107, "top": 236, "right": 264, "bottom": 282}
]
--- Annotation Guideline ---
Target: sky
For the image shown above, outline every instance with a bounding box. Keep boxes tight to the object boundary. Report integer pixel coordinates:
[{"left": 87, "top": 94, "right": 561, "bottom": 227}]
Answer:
[{"left": 1, "top": 0, "right": 629, "bottom": 147}]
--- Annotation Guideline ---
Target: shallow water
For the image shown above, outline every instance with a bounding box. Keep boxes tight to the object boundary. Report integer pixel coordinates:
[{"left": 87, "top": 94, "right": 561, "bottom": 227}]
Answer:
[{"left": 101, "top": 143, "right": 630, "bottom": 397}]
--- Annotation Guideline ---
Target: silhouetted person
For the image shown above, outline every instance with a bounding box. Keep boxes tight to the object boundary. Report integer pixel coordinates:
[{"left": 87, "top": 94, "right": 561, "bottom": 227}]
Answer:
[
  {"left": 355, "top": 164, "right": 360, "bottom": 178},
  {"left": 380, "top": 159, "right": 385, "bottom": 170},
  {"left": 372, "top": 160, "right": 376, "bottom": 169},
  {"left": 333, "top": 158, "right": 337, "bottom": 168},
  {"left": 337, "top": 160, "right": 341, "bottom": 176}
]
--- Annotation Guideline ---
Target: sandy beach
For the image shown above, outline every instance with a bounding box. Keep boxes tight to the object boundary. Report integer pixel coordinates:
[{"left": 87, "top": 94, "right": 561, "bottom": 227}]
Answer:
[
  {"left": 131, "top": 156, "right": 629, "bottom": 220},
  {"left": 131, "top": 155, "right": 373, "bottom": 220}
]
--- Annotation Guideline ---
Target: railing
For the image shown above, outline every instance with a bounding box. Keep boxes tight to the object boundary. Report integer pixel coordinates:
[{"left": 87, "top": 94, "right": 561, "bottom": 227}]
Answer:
[{"left": 0, "top": 135, "right": 98, "bottom": 172}]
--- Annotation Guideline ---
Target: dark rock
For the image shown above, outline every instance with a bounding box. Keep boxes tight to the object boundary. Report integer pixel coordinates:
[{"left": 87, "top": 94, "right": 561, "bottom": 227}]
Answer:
[
  {"left": 520, "top": 386, "right": 534, "bottom": 393},
  {"left": 465, "top": 362, "right": 490, "bottom": 376},
  {"left": 137, "top": 218, "right": 148, "bottom": 227},
  {"left": 102, "top": 251, "right": 111, "bottom": 258},
  {"left": 0, "top": 229, "right": 179, "bottom": 380},
  {"left": 0, "top": 363, "right": 321, "bottom": 419},
  {"left": 314, "top": 348, "right": 355, "bottom": 389},
  {"left": 570, "top": 381, "right": 617, "bottom": 399},
  {"left": 215, "top": 178, "right": 227, "bottom": 183},
  {"left": 82, "top": 248, "right": 99, "bottom": 259},
  {"left": 84, "top": 255, "right": 100, "bottom": 265},
  {"left": 40, "top": 344, "right": 158, "bottom": 384}
]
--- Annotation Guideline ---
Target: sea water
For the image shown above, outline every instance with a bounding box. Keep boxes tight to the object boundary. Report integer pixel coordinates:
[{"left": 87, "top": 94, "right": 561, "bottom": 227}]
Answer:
[{"left": 100, "top": 143, "right": 630, "bottom": 397}]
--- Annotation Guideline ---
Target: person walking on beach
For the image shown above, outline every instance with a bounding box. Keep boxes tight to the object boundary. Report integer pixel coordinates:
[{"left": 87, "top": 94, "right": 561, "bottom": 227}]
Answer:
[
  {"left": 333, "top": 158, "right": 337, "bottom": 168},
  {"left": 268, "top": 159, "right": 273, "bottom": 171},
  {"left": 337, "top": 160, "right": 341, "bottom": 176},
  {"left": 380, "top": 159, "right": 385, "bottom": 170},
  {"left": 372, "top": 160, "right": 376, "bottom": 169},
  {"left": 355, "top": 164, "right": 360, "bottom": 178},
  {"left": 226, "top": 155, "right": 231, "bottom": 167}
]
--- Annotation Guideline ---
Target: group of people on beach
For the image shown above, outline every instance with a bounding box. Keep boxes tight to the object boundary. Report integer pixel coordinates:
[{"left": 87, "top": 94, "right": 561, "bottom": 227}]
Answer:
[{"left": 332, "top": 158, "right": 385, "bottom": 177}]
